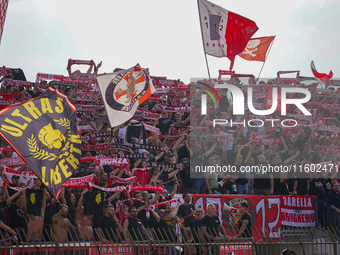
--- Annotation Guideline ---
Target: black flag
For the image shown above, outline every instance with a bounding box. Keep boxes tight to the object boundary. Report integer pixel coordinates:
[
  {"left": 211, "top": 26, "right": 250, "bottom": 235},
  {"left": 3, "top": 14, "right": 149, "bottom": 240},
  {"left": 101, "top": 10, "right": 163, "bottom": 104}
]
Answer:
[
  {"left": 83, "top": 191, "right": 104, "bottom": 215},
  {"left": 0, "top": 88, "right": 82, "bottom": 196},
  {"left": 26, "top": 189, "right": 43, "bottom": 216}
]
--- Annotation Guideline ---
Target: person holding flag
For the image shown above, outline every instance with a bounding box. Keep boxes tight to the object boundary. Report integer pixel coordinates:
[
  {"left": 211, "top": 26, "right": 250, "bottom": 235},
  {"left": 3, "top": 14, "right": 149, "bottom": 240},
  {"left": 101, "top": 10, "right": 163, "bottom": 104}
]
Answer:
[
  {"left": 7, "top": 188, "right": 28, "bottom": 242},
  {"left": 74, "top": 190, "right": 94, "bottom": 241},
  {"left": 26, "top": 188, "right": 47, "bottom": 242}
]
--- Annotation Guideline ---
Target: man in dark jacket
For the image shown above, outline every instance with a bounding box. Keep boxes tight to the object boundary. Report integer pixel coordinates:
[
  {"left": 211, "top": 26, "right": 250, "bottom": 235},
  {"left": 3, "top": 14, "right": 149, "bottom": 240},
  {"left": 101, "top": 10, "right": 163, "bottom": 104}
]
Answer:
[{"left": 327, "top": 181, "right": 340, "bottom": 235}]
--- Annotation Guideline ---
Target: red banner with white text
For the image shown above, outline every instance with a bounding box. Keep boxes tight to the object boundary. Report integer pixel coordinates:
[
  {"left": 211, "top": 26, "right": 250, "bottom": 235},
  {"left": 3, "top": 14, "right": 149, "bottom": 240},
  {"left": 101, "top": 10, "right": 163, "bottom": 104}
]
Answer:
[
  {"left": 189, "top": 195, "right": 315, "bottom": 240},
  {"left": 191, "top": 194, "right": 282, "bottom": 241}
]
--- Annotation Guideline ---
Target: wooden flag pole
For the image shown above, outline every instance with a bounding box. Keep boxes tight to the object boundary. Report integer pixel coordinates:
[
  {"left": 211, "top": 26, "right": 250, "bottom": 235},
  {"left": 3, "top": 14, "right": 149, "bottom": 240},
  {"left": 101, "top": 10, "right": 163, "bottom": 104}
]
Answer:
[
  {"left": 257, "top": 37, "right": 275, "bottom": 81},
  {"left": 197, "top": 0, "right": 211, "bottom": 80}
]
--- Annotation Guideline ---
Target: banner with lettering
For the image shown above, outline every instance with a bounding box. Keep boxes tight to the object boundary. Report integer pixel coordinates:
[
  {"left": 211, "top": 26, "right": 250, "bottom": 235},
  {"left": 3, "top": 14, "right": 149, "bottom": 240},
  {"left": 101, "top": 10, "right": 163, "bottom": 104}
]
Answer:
[
  {"left": 191, "top": 194, "right": 282, "bottom": 241},
  {"left": 281, "top": 195, "right": 315, "bottom": 227},
  {"left": 91, "top": 243, "right": 252, "bottom": 255},
  {"left": 142, "top": 111, "right": 160, "bottom": 120},
  {"left": 0, "top": 88, "right": 82, "bottom": 196},
  {"left": 0, "top": 156, "right": 25, "bottom": 166},
  {"left": 188, "top": 194, "right": 315, "bottom": 241}
]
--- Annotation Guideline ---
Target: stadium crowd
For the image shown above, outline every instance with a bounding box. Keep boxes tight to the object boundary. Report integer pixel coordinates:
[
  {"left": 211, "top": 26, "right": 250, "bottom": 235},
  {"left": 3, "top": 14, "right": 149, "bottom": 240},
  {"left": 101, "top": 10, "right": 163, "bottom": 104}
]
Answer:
[{"left": 0, "top": 60, "right": 339, "bottom": 252}]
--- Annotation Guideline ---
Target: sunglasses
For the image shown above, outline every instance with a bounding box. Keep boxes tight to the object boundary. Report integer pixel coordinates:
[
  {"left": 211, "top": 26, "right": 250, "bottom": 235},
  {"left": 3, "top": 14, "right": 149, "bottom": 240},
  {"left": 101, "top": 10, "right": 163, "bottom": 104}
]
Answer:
[
  {"left": 196, "top": 211, "right": 203, "bottom": 213},
  {"left": 131, "top": 210, "right": 137, "bottom": 212}
]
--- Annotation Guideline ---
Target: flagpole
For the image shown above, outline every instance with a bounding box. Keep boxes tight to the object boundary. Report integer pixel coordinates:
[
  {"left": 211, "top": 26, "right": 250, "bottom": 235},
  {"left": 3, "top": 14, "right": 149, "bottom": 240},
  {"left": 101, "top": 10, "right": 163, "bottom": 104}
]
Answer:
[
  {"left": 197, "top": 0, "right": 211, "bottom": 80},
  {"left": 257, "top": 37, "right": 275, "bottom": 81}
]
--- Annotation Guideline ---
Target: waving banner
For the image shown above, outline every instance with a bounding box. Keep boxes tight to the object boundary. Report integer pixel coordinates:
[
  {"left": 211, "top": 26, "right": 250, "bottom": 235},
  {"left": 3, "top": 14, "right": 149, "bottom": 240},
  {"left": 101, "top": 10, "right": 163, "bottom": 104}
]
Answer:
[
  {"left": 97, "top": 64, "right": 155, "bottom": 127},
  {"left": 189, "top": 194, "right": 315, "bottom": 241},
  {"left": 1, "top": 166, "right": 38, "bottom": 178},
  {"left": 198, "top": 0, "right": 258, "bottom": 70},
  {"left": 0, "top": 156, "right": 25, "bottom": 166},
  {"left": 191, "top": 194, "right": 281, "bottom": 241},
  {"left": 238, "top": 36, "right": 275, "bottom": 62},
  {"left": 0, "top": 88, "right": 82, "bottom": 196},
  {"left": 311, "top": 61, "right": 333, "bottom": 83}
]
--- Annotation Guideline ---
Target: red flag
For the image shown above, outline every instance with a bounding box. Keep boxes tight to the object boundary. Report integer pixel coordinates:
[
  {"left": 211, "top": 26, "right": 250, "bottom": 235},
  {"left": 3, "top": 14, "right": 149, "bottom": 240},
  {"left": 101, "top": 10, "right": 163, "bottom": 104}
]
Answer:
[
  {"left": 238, "top": 36, "right": 275, "bottom": 62},
  {"left": 311, "top": 61, "right": 333, "bottom": 83},
  {"left": 198, "top": 0, "right": 258, "bottom": 71}
]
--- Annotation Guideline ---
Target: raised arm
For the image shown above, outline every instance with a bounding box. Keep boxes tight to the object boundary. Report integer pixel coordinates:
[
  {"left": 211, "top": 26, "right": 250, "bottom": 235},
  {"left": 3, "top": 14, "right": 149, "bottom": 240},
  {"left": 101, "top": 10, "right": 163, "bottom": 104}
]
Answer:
[
  {"left": 250, "top": 174, "right": 255, "bottom": 195},
  {"left": 202, "top": 142, "right": 217, "bottom": 158},
  {"left": 204, "top": 176, "right": 213, "bottom": 194},
  {"left": 6, "top": 188, "right": 25, "bottom": 207},
  {"left": 181, "top": 115, "right": 190, "bottom": 125},
  {"left": 3, "top": 185, "right": 9, "bottom": 201},
  {"left": 107, "top": 191, "right": 121, "bottom": 203},
  {"left": 59, "top": 187, "right": 66, "bottom": 205},
  {"left": 184, "top": 139, "right": 193, "bottom": 157},
  {"left": 172, "top": 135, "right": 186, "bottom": 152},
  {"left": 283, "top": 151, "right": 300, "bottom": 166},
  {"left": 155, "top": 151, "right": 165, "bottom": 162},
  {"left": 291, "top": 127, "right": 303, "bottom": 143},
  {"left": 167, "top": 168, "right": 181, "bottom": 179},
  {"left": 244, "top": 147, "right": 253, "bottom": 164},
  {"left": 280, "top": 135, "right": 289, "bottom": 155},
  {"left": 94, "top": 61, "right": 102, "bottom": 75},
  {"left": 222, "top": 140, "right": 231, "bottom": 151},
  {"left": 133, "top": 159, "right": 143, "bottom": 168},
  {"left": 150, "top": 209, "right": 160, "bottom": 222},
  {"left": 86, "top": 62, "right": 94, "bottom": 74},
  {"left": 67, "top": 59, "right": 72, "bottom": 77},
  {"left": 149, "top": 191, "right": 161, "bottom": 205},
  {"left": 234, "top": 127, "right": 243, "bottom": 145},
  {"left": 75, "top": 190, "right": 86, "bottom": 219},
  {"left": 40, "top": 189, "right": 47, "bottom": 219},
  {"left": 169, "top": 179, "right": 178, "bottom": 199}
]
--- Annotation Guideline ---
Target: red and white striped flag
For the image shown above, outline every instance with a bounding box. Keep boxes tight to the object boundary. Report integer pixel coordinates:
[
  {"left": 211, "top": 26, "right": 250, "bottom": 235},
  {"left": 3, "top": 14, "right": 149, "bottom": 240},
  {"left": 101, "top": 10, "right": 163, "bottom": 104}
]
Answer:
[
  {"left": 198, "top": 0, "right": 258, "bottom": 71},
  {"left": 0, "top": 0, "right": 9, "bottom": 44}
]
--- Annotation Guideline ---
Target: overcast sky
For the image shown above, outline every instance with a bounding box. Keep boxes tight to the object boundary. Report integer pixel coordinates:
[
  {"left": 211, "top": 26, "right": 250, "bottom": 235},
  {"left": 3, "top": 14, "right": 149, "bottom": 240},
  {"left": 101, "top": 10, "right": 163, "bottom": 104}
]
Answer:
[{"left": 0, "top": 0, "right": 339, "bottom": 83}]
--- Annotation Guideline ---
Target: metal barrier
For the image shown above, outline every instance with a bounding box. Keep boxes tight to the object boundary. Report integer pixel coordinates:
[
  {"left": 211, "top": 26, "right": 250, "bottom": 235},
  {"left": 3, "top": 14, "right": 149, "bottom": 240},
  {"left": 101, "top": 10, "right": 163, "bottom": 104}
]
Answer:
[{"left": 0, "top": 225, "right": 339, "bottom": 255}]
